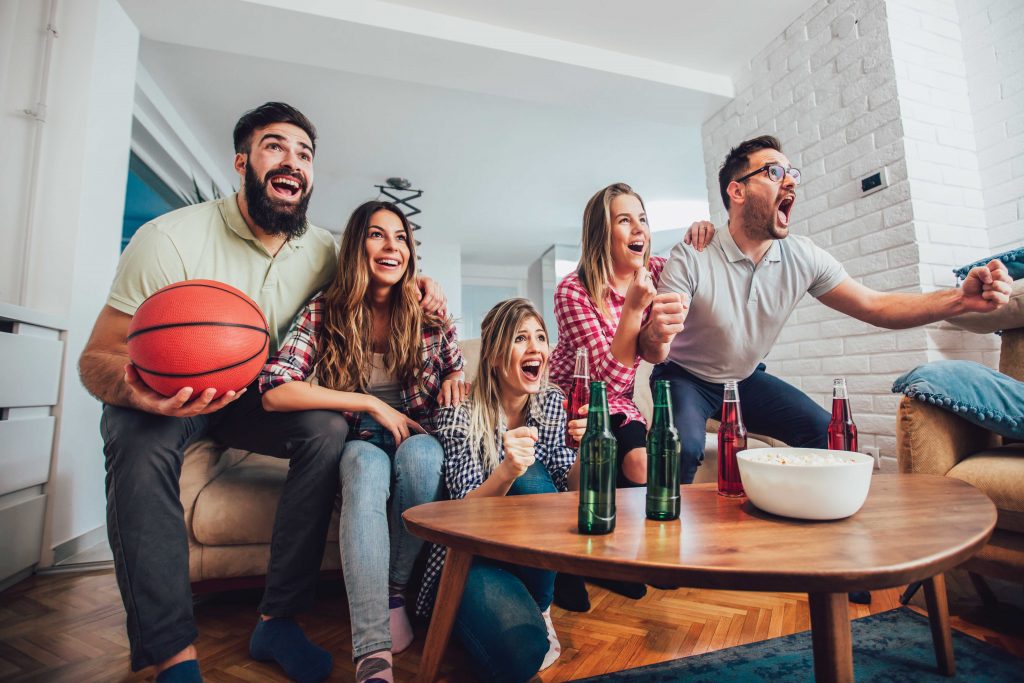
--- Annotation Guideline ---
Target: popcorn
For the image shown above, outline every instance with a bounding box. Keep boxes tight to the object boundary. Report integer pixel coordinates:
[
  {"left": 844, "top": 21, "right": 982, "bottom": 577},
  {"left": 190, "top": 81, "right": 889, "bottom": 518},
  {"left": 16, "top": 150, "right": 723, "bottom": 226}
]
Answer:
[{"left": 744, "top": 450, "right": 860, "bottom": 466}]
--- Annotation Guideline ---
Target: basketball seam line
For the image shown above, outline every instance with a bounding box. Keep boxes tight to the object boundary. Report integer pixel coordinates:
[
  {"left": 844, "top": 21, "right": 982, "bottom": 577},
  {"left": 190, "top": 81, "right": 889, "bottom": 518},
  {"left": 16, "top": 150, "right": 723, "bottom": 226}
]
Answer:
[
  {"left": 132, "top": 338, "right": 269, "bottom": 378},
  {"left": 143, "top": 281, "right": 267, "bottom": 325},
  {"left": 127, "top": 321, "right": 270, "bottom": 341}
]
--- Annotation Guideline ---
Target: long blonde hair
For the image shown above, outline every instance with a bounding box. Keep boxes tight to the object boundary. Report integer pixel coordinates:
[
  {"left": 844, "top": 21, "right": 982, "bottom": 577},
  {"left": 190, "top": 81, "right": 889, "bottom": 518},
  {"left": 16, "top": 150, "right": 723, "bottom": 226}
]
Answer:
[
  {"left": 577, "top": 182, "right": 650, "bottom": 321},
  {"left": 452, "top": 298, "right": 552, "bottom": 474},
  {"left": 316, "top": 201, "right": 444, "bottom": 392}
]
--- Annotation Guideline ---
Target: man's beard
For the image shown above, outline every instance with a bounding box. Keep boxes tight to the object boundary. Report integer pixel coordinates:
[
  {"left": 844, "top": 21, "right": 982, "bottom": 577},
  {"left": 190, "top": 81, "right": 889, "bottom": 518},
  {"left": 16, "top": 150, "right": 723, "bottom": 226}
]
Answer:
[
  {"left": 742, "top": 191, "right": 788, "bottom": 241},
  {"left": 244, "top": 163, "right": 313, "bottom": 239}
]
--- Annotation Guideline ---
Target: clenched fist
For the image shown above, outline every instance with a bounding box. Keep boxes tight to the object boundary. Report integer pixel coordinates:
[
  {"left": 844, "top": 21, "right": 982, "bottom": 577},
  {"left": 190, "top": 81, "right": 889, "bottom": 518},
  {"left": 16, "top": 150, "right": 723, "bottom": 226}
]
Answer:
[
  {"left": 646, "top": 292, "right": 689, "bottom": 344},
  {"left": 625, "top": 267, "right": 657, "bottom": 313},
  {"left": 960, "top": 259, "right": 1012, "bottom": 313},
  {"left": 501, "top": 426, "right": 538, "bottom": 477}
]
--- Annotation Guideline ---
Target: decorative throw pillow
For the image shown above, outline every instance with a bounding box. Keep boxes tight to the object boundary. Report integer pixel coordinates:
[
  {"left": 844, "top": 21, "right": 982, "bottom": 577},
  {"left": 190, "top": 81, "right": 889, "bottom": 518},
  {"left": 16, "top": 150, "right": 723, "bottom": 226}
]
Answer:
[
  {"left": 892, "top": 360, "right": 1024, "bottom": 440},
  {"left": 953, "top": 247, "right": 1024, "bottom": 282}
]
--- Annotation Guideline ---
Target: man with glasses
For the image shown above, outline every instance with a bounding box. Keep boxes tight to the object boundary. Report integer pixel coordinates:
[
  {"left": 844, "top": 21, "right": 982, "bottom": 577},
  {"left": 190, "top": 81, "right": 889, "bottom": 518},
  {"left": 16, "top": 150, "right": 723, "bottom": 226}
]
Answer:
[{"left": 641, "top": 134, "right": 1011, "bottom": 494}]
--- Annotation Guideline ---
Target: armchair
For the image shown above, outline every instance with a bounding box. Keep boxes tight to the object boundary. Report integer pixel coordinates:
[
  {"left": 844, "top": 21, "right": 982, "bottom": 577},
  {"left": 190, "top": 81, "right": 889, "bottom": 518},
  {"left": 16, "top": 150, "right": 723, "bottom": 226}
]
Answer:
[{"left": 895, "top": 280, "right": 1024, "bottom": 588}]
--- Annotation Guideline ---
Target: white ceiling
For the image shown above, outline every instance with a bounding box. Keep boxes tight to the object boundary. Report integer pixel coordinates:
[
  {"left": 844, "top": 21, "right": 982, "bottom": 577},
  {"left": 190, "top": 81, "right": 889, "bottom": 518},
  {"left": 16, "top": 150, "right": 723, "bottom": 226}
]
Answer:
[
  {"left": 119, "top": 0, "right": 815, "bottom": 267},
  {"left": 388, "top": 0, "right": 817, "bottom": 76}
]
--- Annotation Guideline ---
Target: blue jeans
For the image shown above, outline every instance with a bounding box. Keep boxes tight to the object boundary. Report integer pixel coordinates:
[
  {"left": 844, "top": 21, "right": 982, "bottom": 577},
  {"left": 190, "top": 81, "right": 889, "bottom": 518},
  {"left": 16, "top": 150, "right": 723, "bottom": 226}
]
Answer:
[
  {"left": 338, "top": 416, "right": 444, "bottom": 659},
  {"left": 453, "top": 462, "right": 557, "bottom": 683},
  {"left": 650, "top": 362, "right": 830, "bottom": 484}
]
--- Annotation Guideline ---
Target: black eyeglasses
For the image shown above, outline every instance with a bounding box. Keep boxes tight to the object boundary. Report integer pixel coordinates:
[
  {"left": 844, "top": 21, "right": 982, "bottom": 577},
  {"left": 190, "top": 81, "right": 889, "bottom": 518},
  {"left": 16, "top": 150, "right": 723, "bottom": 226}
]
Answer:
[{"left": 735, "top": 163, "right": 801, "bottom": 185}]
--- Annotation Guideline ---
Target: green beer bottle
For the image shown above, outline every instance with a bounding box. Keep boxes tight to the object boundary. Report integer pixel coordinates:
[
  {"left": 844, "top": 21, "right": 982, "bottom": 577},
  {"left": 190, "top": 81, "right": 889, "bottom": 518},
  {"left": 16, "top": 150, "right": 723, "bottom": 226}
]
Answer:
[
  {"left": 577, "top": 381, "right": 616, "bottom": 535},
  {"left": 646, "top": 380, "right": 681, "bottom": 521}
]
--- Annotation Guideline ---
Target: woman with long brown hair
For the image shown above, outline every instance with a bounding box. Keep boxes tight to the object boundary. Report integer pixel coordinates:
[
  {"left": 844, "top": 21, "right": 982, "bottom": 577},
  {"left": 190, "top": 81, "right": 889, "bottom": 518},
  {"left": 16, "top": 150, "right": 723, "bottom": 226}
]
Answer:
[
  {"left": 416, "top": 298, "right": 585, "bottom": 683},
  {"left": 548, "top": 182, "right": 710, "bottom": 610},
  {"left": 259, "top": 200, "right": 466, "bottom": 683}
]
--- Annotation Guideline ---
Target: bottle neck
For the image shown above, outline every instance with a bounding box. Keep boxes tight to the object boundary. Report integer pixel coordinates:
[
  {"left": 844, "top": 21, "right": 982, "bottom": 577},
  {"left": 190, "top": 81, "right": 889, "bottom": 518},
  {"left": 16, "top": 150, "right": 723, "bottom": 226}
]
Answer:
[
  {"left": 721, "top": 381, "right": 744, "bottom": 425},
  {"left": 573, "top": 350, "right": 589, "bottom": 378},
  {"left": 832, "top": 380, "right": 848, "bottom": 400},
  {"left": 651, "top": 381, "right": 673, "bottom": 425},
  {"left": 585, "top": 382, "right": 611, "bottom": 433}
]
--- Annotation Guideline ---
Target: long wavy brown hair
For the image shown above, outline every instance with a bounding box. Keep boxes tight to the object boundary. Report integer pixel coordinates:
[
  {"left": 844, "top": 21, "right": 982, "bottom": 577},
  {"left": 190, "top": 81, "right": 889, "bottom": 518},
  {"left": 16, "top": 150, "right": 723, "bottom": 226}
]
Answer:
[
  {"left": 316, "top": 201, "right": 444, "bottom": 392},
  {"left": 577, "top": 182, "right": 650, "bottom": 321}
]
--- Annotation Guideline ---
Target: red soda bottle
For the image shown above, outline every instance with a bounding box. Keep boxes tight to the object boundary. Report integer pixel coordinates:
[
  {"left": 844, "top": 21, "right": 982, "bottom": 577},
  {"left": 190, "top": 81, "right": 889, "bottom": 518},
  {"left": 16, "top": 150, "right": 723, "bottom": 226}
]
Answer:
[
  {"left": 827, "top": 377, "right": 858, "bottom": 452},
  {"left": 717, "top": 380, "right": 747, "bottom": 497},
  {"left": 566, "top": 348, "right": 589, "bottom": 448}
]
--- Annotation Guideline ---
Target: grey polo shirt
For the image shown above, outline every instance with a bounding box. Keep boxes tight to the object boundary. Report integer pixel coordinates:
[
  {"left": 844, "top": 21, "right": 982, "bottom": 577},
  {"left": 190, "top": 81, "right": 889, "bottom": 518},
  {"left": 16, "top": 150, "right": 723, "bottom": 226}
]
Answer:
[
  {"left": 108, "top": 194, "right": 338, "bottom": 349},
  {"left": 658, "top": 227, "right": 848, "bottom": 383}
]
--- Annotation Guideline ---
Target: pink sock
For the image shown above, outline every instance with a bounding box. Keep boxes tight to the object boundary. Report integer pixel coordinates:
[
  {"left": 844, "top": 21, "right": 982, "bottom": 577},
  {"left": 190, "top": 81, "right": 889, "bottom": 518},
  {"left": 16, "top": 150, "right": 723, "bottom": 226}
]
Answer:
[{"left": 388, "top": 593, "right": 414, "bottom": 654}]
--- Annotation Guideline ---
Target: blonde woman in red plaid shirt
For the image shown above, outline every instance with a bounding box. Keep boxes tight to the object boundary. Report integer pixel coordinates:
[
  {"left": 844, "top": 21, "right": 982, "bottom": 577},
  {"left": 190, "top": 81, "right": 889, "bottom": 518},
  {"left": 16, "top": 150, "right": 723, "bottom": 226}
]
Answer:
[
  {"left": 260, "top": 201, "right": 467, "bottom": 683},
  {"left": 548, "top": 182, "right": 711, "bottom": 610}
]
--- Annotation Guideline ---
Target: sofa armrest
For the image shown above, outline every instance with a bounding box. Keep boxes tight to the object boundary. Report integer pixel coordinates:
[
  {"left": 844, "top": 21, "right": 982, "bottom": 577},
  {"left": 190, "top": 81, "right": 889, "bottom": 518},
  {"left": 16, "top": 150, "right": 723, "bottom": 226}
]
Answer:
[
  {"left": 895, "top": 396, "right": 1001, "bottom": 476},
  {"left": 947, "top": 279, "right": 1024, "bottom": 335}
]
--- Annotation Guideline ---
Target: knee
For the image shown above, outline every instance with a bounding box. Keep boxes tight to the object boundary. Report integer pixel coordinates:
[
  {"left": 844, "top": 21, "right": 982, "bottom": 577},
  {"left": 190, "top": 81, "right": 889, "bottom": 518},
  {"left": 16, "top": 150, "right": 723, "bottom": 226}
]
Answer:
[
  {"left": 101, "top": 407, "right": 186, "bottom": 479},
  {"left": 457, "top": 570, "right": 548, "bottom": 683},
  {"left": 394, "top": 435, "right": 443, "bottom": 482},
  {"left": 339, "top": 442, "right": 390, "bottom": 492},
  {"left": 284, "top": 412, "right": 348, "bottom": 474},
  {"left": 499, "top": 625, "right": 548, "bottom": 683},
  {"left": 679, "top": 432, "right": 707, "bottom": 465},
  {"left": 792, "top": 410, "right": 831, "bottom": 448},
  {"left": 508, "top": 462, "right": 556, "bottom": 496},
  {"left": 291, "top": 411, "right": 349, "bottom": 453}
]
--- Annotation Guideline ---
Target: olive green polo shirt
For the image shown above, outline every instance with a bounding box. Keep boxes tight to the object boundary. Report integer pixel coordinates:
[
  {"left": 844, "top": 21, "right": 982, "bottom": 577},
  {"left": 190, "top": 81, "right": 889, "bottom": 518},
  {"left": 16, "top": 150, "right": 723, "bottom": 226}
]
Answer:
[{"left": 108, "top": 194, "right": 337, "bottom": 349}]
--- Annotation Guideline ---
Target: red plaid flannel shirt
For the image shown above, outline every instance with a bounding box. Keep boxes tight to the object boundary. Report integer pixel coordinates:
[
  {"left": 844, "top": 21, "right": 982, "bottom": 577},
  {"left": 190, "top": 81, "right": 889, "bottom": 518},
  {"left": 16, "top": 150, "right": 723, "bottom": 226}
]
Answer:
[
  {"left": 549, "top": 256, "right": 665, "bottom": 427},
  {"left": 258, "top": 292, "right": 464, "bottom": 433}
]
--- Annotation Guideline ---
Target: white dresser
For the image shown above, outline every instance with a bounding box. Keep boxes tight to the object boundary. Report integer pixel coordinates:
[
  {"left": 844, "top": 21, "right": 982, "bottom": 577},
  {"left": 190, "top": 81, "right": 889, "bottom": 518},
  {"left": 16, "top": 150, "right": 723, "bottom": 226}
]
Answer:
[{"left": 0, "top": 303, "right": 65, "bottom": 588}]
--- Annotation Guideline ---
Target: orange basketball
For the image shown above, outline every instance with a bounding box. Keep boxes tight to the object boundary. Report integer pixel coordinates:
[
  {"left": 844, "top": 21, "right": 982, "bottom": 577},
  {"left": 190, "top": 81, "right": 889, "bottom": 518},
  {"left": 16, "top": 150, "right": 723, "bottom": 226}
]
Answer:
[{"left": 127, "top": 280, "right": 270, "bottom": 398}]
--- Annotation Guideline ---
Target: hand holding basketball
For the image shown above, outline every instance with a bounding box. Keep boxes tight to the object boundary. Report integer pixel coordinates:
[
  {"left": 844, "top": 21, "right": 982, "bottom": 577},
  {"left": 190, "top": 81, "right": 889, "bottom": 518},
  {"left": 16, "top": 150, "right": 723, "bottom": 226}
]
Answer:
[
  {"left": 126, "top": 280, "right": 271, "bottom": 406},
  {"left": 124, "top": 363, "right": 244, "bottom": 416}
]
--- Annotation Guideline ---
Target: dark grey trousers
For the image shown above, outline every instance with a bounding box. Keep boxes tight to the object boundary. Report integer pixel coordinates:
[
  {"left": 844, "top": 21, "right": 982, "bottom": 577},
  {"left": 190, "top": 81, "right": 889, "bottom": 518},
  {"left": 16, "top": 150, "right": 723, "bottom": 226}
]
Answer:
[{"left": 101, "top": 387, "right": 347, "bottom": 671}]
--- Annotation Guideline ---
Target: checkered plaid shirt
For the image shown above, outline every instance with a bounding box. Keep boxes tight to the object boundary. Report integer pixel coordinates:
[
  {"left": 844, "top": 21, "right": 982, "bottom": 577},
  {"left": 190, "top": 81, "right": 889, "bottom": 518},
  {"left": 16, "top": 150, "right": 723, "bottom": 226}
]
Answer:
[
  {"left": 414, "top": 386, "right": 575, "bottom": 618},
  {"left": 549, "top": 256, "right": 665, "bottom": 427},
  {"left": 258, "top": 292, "right": 464, "bottom": 432}
]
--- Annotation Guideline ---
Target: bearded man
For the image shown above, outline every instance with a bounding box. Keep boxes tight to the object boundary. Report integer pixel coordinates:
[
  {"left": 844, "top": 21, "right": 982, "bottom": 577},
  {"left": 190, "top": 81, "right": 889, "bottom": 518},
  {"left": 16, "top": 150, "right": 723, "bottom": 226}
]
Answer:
[
  {"left": 79, "top": 102, "right": 443, "bottom": 683},
  {"left": 641, "top": 135, "right": 1011, "bottom": 489}
]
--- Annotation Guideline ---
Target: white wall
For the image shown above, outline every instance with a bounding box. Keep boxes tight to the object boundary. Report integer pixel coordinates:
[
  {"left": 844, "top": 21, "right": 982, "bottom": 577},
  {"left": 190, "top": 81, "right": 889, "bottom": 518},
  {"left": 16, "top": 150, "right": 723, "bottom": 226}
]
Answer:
[
  {"left": 957, "top": 0, "right": 1024, "bottom": 254},
  {"left": 416, "top": 239, "right": 463, "bottom": 338},
  {"left": 703, "top": 0, "right": 921, "bottom": 459},
  {"left": 0, "top": 0, "right": 140, "bottom": 557},
  {"left": 887, "top": 0, "right": 1001, "bottom": 367},
  {"left": 0, "top": 0, "right": 50, "bottom": 305}
]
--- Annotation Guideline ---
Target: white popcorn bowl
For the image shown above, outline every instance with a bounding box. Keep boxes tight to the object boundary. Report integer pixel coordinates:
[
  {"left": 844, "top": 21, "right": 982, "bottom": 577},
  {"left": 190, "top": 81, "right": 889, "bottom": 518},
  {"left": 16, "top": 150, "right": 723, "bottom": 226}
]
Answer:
[{"left": 736, "top": 448, "right": 875, "bottom": 521}]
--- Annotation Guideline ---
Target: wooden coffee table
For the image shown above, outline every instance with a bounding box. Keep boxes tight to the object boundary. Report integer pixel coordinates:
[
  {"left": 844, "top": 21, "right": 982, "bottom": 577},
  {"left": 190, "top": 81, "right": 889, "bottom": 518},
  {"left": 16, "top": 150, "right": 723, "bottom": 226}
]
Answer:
[{"left": 404, "top": 474, "right": 996, "bottom": 683}]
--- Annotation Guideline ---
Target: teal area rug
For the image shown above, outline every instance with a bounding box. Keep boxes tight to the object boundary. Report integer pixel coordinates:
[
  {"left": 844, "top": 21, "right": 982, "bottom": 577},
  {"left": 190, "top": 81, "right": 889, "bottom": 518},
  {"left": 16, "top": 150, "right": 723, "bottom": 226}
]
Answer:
[{"left": 574, "top": 608, "right": 1021, "bottom": 682}]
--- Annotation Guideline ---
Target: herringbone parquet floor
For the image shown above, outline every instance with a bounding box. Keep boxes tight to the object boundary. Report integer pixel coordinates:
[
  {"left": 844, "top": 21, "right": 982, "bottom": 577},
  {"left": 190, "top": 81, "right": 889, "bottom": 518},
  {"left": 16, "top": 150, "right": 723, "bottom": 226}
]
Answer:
[{"left": 1, "top": 567, "right": 1020, "bottom": 682}]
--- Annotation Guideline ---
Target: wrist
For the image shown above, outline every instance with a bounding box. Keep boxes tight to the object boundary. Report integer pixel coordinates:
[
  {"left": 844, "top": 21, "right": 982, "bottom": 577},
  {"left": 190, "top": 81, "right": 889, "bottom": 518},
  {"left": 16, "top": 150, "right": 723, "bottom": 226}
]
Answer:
[{"left": 362, "top": 394, "right": 383, "bottom": 414}]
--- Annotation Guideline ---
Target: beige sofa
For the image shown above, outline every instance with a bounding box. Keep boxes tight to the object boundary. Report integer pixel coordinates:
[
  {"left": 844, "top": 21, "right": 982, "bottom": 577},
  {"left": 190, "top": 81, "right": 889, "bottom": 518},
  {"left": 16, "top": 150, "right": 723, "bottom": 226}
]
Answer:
[
  {"left": 896, "top": 279, "right": 1024, "bottom": 587},
  {"left": 180, "top": 345, "right": 781, "bottom": 585}
]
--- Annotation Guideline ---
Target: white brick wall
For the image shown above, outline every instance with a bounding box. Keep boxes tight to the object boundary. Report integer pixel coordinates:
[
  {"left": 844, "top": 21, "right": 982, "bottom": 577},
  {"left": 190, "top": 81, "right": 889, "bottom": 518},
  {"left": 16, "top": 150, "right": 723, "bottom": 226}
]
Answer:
[
  {"left": 702, "top": 0, "right": 922, "bottom": 460},
  {"left": 957, "top": 0, "right": 1024, "bottom": 254},
  {"left": 888, "top": 0, "right": 1000, "bottom": 366},
  {"left": 699, "top": 0, "right": 1005, "bottom": 461}
]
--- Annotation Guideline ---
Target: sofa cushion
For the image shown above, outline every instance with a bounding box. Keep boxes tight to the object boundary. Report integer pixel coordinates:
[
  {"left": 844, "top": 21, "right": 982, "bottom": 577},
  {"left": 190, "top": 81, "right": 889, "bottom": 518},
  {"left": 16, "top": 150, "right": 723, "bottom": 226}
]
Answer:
[
  {"left": 947, "top": 444, "right": 1024, "bottom": 533},
  {"left": 192, "top": 454, "right": 340, "bottom": 546},
  {"left": 953, "top": 247, "right": 1024, "bottom": 282},
  {"left": 892, "top": 360, "right": 1024, "bottom": 440},
  {"left": 948, "top": 279, "right": 1024, "bottom": 336}
]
